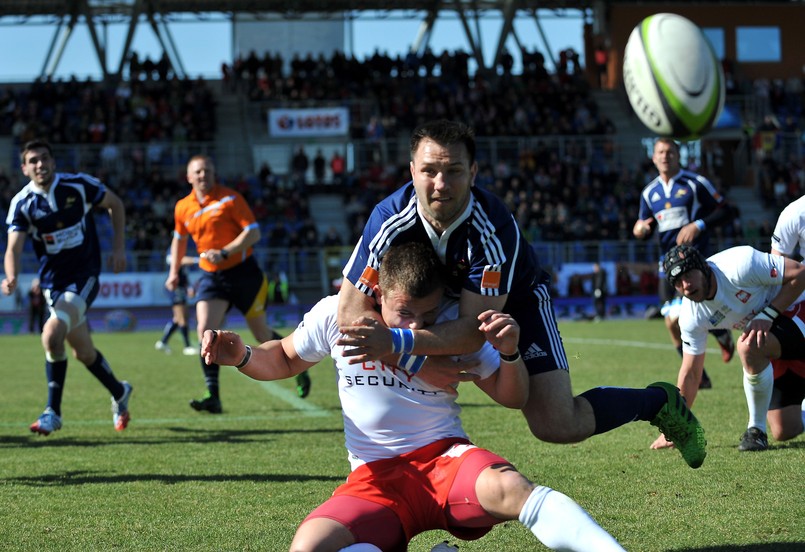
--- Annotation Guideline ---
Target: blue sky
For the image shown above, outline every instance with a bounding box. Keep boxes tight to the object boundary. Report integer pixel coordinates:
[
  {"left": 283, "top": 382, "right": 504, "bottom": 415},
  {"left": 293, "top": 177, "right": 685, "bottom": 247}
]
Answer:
[{"left": 0, "top": 10, "right": 586, "bottom": 82}]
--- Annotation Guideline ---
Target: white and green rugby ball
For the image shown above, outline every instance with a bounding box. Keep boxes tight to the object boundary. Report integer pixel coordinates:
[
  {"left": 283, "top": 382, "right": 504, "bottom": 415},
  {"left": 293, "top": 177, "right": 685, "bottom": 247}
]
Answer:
[{"left": 623, "top": 13, "right": 724, "bottom": 139}]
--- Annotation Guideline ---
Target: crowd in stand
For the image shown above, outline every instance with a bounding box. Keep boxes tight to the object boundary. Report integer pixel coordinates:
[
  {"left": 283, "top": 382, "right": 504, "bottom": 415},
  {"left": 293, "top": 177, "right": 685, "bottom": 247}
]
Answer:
[{"left": 1, "top": 47, "right": 802, "bottom": 268}]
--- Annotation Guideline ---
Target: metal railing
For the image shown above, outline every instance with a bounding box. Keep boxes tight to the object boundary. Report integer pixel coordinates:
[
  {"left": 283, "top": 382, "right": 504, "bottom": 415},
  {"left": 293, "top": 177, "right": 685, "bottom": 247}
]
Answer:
[{"left": 12, "top": 236, "right": 772, "bottom": 303}]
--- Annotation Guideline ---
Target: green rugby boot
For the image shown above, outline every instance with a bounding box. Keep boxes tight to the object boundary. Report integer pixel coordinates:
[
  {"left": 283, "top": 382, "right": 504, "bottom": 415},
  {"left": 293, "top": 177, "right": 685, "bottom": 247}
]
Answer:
[{"left": 649, "top": 382, "right": 707, "bottom": 469}]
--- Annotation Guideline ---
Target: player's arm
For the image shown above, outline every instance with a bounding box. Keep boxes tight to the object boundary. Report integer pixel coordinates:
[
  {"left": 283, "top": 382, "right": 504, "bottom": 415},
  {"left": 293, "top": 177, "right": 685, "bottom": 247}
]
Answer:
[
  {"left": 677, "top": 351, "right": 706, "bottom": 409},
  {"left": 201, "top": 329, "right": 315, "bottom": 380},
  {"left": 473, "top": 310, "right": 529, "bottom": 409},
  {"left": 742, "top": 257, "right": 805, "bottom": 346},
  {"left": 166, "top": 234, "right": 188, "bottom": 291},
  {"left": 1, "top": 231, "right": 26, "bottom": 296},
  {"left": 337, "top": 277, "right": 383, "bottom": 327},
  {"left": 98, "top": 189, "right": 127, "bottom": 273},
  {"left": 338, "top": 286, "right": 497, "bottom": 361}
]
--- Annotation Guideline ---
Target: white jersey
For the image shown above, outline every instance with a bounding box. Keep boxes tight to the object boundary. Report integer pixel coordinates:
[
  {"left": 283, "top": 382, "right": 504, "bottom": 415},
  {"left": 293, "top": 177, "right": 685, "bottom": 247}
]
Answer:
[
  {"left": 292, "top": 294, "right": 500, "bottom": 470},
  {"left": 771, "top": 195, "right": 805, "bottom": 259},
  {"left": 679, "top": 246, "right": 788, "bottom": 355}
]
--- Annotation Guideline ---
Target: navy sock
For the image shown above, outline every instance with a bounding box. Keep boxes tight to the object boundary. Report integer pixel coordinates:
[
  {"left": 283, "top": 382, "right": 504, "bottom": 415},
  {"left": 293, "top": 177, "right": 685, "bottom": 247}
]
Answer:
[
  {"left": 676, "top": 345, "right": 683, "bottom": 357},
  {"left": 160, "top": 321, "right": 178, "bottom": 343},
  {"left": 85, "top": 350, "right": 124, "bottom": 399},
  {"left": 45, "top": 359, "right": 68, "bottom": 415},
  {"left": 580, "top": 386, "right": 667, "bottom": 435},
  {"left": 271, "top": 329, "right": 283, "bottom": 340},
  {"left": 200, "top": 357, "right": 220, "bottom": 398},
  {"left": 180, "top": 325, "right": 191, "bottom": 347}
]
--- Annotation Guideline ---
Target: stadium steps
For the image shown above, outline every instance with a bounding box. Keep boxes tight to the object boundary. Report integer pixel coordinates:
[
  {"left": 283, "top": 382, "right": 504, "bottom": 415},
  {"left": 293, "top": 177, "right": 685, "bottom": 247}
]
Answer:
[
  {"left": 214, "top": 91, "right": 253, "bottom": 177},
  {"left": 727, "top": 186, "right": 778, "bottom": 230},
  {"left": 308, "top": 193, "right": 349, "bottom": 242},
  {"left": 591, "top": 89, "right": 648, "bottom": 168}
]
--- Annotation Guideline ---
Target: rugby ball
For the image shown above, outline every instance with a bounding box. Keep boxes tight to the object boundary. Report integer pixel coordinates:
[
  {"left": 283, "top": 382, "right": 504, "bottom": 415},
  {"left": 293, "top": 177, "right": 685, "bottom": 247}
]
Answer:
[{"left": 623, "top": 13, "right": 724, "bottom": 139}]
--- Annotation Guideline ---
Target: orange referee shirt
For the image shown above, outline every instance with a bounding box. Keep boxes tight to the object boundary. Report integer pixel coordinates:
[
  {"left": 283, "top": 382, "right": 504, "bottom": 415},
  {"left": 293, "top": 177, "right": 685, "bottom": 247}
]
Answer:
[{"left": 173, "top": 184, "right": 258, "bottom": 272}]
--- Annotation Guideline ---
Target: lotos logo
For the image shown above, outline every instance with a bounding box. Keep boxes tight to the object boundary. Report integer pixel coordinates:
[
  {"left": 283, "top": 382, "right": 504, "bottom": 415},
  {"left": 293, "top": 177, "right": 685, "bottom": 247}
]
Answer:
[{"left": 277, "top": 116, "right": 294, "bottom": 129}]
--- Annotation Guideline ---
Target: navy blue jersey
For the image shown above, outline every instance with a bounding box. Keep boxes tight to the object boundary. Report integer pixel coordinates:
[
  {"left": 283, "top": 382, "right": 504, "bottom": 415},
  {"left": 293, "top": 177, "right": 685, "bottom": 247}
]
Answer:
[
  {"left": 343, "top": 182, "right": 540, "bottom": 301},
  {"left": 638, "top": 169, "right": 725, "bottom": 256},
  {"left": 5, "top": 173, "right": 107, "bottom": 290}
]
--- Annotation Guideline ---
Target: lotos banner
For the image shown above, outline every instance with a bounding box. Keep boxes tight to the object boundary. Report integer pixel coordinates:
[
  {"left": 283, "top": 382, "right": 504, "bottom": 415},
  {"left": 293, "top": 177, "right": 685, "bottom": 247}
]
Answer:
[{"left": 268, "top": 107, "right": 349, "bottom": 137}]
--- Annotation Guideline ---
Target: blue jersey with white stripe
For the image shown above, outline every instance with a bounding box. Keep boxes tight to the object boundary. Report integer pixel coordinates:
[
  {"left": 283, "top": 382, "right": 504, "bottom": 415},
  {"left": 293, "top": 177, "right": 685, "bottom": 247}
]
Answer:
[
  {"left": 343, "top": 182, "right": 540, "bottom": 301},
  {"left": 638, "top": 169, "right": 724, "bottom": 255},
  {"left": 5, "top": 173, "right": 106, "bottom": 290}
]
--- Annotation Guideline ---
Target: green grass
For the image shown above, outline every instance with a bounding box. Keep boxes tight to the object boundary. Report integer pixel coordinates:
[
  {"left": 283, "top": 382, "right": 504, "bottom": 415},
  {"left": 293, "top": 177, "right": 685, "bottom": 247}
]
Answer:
[{"left": 1, "top": 320, "right": 803, "bottom": 551}]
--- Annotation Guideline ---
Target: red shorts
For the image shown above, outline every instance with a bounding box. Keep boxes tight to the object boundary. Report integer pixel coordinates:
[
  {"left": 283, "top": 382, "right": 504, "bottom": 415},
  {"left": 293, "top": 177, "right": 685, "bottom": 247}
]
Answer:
[{"left": 301, "top": 437, "right": 511, "bottom": 551}]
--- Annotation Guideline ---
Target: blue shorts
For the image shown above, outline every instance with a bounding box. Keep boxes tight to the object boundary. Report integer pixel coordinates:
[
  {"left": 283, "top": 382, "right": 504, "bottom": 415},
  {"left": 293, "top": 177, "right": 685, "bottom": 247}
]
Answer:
[
  {"left": 504, "top": 270, "right": 569, "bottom": 376},
  {"left": 45, "top": 275, "right": 100, "bottom": 310},
  {"left": 195, "top": 256, "right": 268, "bottom": 319},
  {"left": 169, "top": 286, "right": 189, "bottom": 306}
]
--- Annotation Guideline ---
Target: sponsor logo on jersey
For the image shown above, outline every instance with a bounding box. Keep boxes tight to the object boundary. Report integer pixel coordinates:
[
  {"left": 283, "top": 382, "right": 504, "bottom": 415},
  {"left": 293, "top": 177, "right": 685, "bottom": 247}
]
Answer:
[
  {"left": 481, "top": 266, "right": 501, "bottom": 290},
  {"left": 674, "top": 189, "right": 688, "bottom": 198},
  {"left": 650, "top": 192, "right": 661, "bottom": 203},
  {"left": 358, "top": 266, "right": 379, "bottom": 288},
  {"left": 770, "top": 267, "right": 778, "bottom": 278},
  {"left": 736, "top": 290, "right": 751, "bottom": 303}
]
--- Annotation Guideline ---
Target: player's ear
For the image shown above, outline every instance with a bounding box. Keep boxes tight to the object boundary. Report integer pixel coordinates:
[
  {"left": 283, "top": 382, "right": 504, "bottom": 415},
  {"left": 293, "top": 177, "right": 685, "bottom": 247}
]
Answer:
[{"left": 372, "top": 284, "right": 383, "bottom": 307}]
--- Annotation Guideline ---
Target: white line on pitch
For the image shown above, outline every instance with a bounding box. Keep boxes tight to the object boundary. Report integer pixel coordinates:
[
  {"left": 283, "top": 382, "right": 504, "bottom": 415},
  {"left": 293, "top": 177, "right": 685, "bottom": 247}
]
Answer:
[
  {"left": 563, "top": 337, "right": 722, "bottom": 355},
  {"left": 256, "top": 380, "right": 330, "bottom": 417}
]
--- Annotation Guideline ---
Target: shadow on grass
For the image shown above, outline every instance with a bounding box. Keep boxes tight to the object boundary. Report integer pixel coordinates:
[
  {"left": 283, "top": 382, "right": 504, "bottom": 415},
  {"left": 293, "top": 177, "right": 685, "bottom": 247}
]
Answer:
[
  {"left": 0, "top": 427, "right": 342, "bottom": 448},
  {"left": 670, "top": 544, "right": 805, "bottom": 551},
  {"left": 4, "top": 470, "right": 345, "bottom": 487}
]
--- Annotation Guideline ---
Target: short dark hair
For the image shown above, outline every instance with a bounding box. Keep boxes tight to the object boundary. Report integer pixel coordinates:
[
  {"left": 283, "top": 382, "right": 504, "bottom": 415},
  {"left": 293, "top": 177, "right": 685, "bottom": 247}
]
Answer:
[
  {"left": 410, "top": 120, "right": 476, "bottom": 165},
  {"left": 653, "top": 137, "right": 680, "bottom": 154},
  {"left": 21, "top": 139, "right": 53, "bottom": 163},
  {"left": 379, "top": 242, "right": 445, "bottom": 299}
]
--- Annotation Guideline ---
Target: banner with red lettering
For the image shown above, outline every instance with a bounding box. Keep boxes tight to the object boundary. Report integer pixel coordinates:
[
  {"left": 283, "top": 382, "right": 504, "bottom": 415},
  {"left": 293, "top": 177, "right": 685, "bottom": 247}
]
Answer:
[{"left": 268, "top": 107, "right": 349, "bottom": 137}]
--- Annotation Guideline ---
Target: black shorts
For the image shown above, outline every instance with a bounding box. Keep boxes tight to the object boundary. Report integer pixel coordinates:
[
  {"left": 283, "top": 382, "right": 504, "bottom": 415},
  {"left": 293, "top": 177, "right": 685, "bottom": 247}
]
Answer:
[
  {"left": 195, "top": 256, "right": 268, "bottom": 319},
  {"left": 504, "top": 270, "right": 569, "bottom": 376},
  {"left": 770, "top": 369, "right": 805, "bottom": 410},
  {"left": 772, "top": 312, "right": 805, "bottom": 360},
  {"left": 170, "top": 286, "right": 188, "bottom": 306}
]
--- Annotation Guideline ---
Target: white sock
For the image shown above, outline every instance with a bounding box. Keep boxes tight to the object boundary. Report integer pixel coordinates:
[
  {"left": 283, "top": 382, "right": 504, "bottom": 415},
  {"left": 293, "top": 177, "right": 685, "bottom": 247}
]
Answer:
[
  {"left": 743, "top": 364, "right": 773, "bottom": 433},
  {"left": 518, "top": 486, "right": 625, "bottom": 551}
]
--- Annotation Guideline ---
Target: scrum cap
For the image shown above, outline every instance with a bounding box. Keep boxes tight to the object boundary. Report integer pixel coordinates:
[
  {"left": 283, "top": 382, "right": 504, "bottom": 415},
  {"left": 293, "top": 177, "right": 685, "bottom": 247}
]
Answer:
[{"left": 663, "top": 244, "right": 711, "bottom": 287}]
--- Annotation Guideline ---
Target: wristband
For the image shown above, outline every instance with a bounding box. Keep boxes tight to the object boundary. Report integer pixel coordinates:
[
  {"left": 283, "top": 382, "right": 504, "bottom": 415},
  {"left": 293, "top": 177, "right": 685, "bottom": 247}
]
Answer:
[
  {"left": 390, "top": 328, "right": 415, "bottom": 354},
  {"left": 220, "top": 249, "right": 230, "bottom": 259},
  {"left": 755, "top": 305, "right": 780, "bottom": 324},
  {"left": 398, "top": 353, "right": 427, "bottom": 375},
  {"left": 235, "top": 345, "right": 252, "bottom": 369},
  {"left": 693, "top": 220, "right": 706, "bottom": 231},
  {"left": 499, "top": 350, "right": 521, "bottom": 363}
]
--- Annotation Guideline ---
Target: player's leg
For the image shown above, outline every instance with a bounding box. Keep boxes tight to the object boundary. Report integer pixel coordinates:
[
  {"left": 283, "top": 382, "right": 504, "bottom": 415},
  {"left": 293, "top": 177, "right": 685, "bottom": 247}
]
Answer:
[
  {"left": 514, "top": 277, "right": 706, "bottom": 467},
  {"left": 291, "top": 496, "right": 406, "bottom": 552},
  {"left": 29, "top": 291, "right": 74, "bottom": 435},
  {"left": 765, "top": 363, "right": 805, "bottom": 443},
  {"left": 175, "top": 303, "right": 194, "bottom": 353},
  {"left": 190, "top": 297, "right": 228, "bottom": 413},
  {"left": 239, "top": 264, "right": 312, "bottom": 399},
  {"left": 451, "top": 451, "right": 625, "bottom": 551}
]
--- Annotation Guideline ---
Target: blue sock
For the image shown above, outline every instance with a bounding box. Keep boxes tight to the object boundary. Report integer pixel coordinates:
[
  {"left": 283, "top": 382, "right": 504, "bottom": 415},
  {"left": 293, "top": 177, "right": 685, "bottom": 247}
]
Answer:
[
  {"left": 200, "top": 357, "right": 220, "bottom": 398},
  {"left": 180, "top": 325, "right": 191, "bottom": 347},
  {"left": 85, "top": 350, "right": 124, "bottom": 399},
  {"left": 580, "top": 386, "right": 667, "bottom": 435},
  {"left": 45, "top": 359, "right": 68, "bottom": 415},
  {"left": 160, "top": 321, "right": 178, "bottom": 343}
]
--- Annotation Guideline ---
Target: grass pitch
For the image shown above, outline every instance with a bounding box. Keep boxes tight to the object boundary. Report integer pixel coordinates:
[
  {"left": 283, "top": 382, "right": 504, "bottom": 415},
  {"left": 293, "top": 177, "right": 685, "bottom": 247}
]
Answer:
[{"left": 1, "top": 319, "right": 803, "bottom": 551}]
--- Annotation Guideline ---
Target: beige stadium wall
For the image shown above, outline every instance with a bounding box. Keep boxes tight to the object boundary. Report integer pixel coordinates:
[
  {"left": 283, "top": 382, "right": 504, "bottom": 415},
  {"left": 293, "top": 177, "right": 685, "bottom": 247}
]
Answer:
[{"left": 606, "top": 3, "right": 805, "bottom": 85}]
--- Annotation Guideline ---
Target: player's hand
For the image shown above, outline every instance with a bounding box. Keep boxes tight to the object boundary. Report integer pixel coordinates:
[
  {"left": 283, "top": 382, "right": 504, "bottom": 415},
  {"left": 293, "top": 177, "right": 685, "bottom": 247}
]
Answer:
[
  {"left": 675, "top": 222, "right": 700, "bottom": 245},
  {"left": 416, "top": 355, "right": 480, "bottom": 394},
  {"left": 109, "top": 248, "right": 127, "bottom": 273},
  {"left": 477, "top": 310, "right": 520, "bottom": 354},
  {"left": 650, "top": 433, "right": 675, "bottom": 450},
  {"left": 201, "top": 329, "right": 246, "bottom": 366},
  {"left": 165, "top": 273, "right": 179, "bottom": 291},
  {"left": 740, "top": 319, "right": 773, "bottom": 350},
  {"left": 201, "top": 249, "right": 227, "bottom": 265},
  {"left": 632, "top": 217, "right": 654, "bottom": 239},
  {"left": 337, "top": 317, "right": 393, "bottom": 364},
  {"left": 1, "top": 277, "right": 16, "bottom": 296}
]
